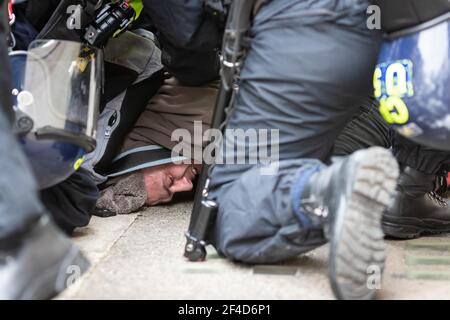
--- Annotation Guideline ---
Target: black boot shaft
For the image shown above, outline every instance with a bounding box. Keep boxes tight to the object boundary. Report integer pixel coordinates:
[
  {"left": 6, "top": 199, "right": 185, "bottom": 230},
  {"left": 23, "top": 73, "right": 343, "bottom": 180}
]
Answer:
[
  {"left": 396, "top": 167, "right": 436, "bottom": 198},
  {"left": 383, "top": 167, "right": 450, "bottom": 239}
]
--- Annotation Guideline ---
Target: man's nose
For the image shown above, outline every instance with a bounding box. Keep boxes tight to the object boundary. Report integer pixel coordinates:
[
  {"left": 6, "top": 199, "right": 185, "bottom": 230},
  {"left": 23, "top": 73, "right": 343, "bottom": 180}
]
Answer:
[{"left": 169, "top": 177, "right": 194, "bottom": 193}]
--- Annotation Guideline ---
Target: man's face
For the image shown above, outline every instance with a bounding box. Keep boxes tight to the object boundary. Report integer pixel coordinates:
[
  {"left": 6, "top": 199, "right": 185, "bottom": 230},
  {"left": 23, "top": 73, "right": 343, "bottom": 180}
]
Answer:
[{"left": 143, "top": 163, "right": 202, "bottom": 206}]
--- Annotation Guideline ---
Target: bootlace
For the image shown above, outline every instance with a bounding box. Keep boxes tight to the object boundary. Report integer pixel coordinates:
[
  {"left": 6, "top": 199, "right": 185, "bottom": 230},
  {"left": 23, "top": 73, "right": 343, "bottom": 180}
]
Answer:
[
  {"left": 427, "top": 191, "right": 448, "bottom": 208},
  {"left": 429, "top": 173, "right": 449, "bottom": 207}
]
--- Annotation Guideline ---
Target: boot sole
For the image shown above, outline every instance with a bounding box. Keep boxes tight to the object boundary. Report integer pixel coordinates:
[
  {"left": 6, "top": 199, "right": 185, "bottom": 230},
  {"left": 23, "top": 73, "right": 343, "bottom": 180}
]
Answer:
[
  {"left": 383, "top": 217, "right": 450, "bottom": 240},
  {"left": 329, "top": 147, "right": 399, "bottom": 300},
  {"left": 20, "top": 245, "right": 90, "bottom": 300}
]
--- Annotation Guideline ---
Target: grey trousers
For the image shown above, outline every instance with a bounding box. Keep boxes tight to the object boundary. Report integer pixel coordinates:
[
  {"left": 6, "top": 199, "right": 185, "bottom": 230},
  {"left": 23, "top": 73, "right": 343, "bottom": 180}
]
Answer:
[
  {"left": 0, "top": 12, "right": 43, "bottom": 241},
  {"left": 210, "top": 0, "right": 383, "bottom": 264}
]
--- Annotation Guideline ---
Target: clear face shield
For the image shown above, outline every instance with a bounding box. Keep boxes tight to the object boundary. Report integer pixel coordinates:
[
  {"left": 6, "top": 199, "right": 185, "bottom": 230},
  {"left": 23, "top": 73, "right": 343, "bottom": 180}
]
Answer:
[{"left": 10, "top": 40, "right": 102, "bottom": 152}]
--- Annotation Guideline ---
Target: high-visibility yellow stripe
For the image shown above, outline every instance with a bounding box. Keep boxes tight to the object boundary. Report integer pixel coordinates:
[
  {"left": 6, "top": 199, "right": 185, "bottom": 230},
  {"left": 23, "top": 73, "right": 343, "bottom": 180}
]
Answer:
[{"left": 129, "top": 0, "right": 144, "bottom": 19}]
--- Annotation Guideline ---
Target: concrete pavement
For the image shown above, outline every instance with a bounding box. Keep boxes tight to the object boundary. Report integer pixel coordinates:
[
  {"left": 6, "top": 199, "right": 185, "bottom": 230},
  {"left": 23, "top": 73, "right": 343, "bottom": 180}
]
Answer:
[{"left": 57, "top": 201, "right": 450, "bottom": 300}]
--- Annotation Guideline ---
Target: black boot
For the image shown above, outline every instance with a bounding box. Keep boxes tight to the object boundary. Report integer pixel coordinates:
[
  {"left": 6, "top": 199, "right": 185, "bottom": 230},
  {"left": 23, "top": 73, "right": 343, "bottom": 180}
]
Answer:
[
  {"left": 299, "top": 147, "right": 399, "bottom": 300},
  {"left": 383, "top": 167, "right": 450, "bottom": 239},
  {"left": 0, "top": 215, "right": 90, "bottom": 300}
]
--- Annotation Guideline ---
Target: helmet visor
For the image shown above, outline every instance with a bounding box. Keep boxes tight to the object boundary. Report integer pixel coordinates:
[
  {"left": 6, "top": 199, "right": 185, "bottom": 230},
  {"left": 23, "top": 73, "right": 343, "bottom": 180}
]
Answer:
[{"left": 14, "top": 40, "right": 102, "bottom": 147}]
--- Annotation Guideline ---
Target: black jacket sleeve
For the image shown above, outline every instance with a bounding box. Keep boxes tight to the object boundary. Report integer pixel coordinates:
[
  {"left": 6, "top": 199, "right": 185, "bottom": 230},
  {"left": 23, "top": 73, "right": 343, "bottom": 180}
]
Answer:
[
  {"left": 142, "top": 0, "right": 221, "bottom": 85},
  {"left": 41, "top": 168, "right": 99, "bottom": 235}
]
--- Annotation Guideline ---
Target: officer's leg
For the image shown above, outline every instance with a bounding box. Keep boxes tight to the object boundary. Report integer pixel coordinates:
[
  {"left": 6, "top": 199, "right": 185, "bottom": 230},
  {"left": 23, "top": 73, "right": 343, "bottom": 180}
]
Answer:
[
  {"left": 210, "top": 1, "right": 398, "bottom": 299},
  {"left": 212, "top": 100, "right": 393, "bottom": 264},
  {"left": 211, "top": 1, "right": 383, "bottom": 256},
  {"left": 0, "top": 4, "right": 89, "bottom": 299},
  {"left": 391, "top": 131, "right": 450, "bottom": 176},
  {"left": 333, "top": 99, "right": 390, "bottom": 156},
  {"left": 384, "top": 131, "right": 450, "bottom": 238},
  {"left": 0, "top": 0, "right": 42, "bottom": 242},
  {"left": 213, "top": 159, "right": 328, "bottom": 264},
  {"left": 328, "top": 96, "right": 450, "bottom": 239}
]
